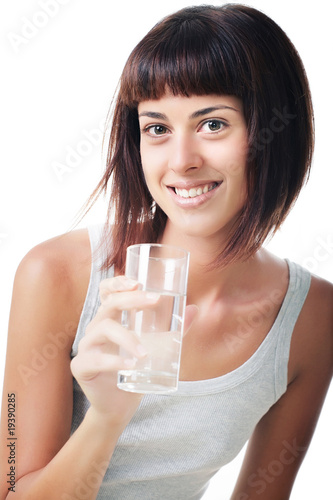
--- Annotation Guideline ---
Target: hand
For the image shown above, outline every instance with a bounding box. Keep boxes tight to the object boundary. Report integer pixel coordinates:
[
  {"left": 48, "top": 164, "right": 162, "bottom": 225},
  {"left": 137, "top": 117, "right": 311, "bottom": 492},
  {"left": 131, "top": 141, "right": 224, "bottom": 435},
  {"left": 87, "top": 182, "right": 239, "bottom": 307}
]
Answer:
[
  {"left": 70, "top": 276, "right": 160, "bottom": 427},
  {"left": 71, "top": 276, "right": 198, "bottom": 428}
]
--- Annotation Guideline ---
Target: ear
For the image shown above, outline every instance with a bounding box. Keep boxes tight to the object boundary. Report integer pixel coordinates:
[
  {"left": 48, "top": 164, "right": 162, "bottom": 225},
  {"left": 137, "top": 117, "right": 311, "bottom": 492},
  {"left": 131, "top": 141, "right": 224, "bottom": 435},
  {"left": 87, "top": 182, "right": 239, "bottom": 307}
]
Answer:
[{"left": 183, "top": 304, "right": 199, "bottom": 337}]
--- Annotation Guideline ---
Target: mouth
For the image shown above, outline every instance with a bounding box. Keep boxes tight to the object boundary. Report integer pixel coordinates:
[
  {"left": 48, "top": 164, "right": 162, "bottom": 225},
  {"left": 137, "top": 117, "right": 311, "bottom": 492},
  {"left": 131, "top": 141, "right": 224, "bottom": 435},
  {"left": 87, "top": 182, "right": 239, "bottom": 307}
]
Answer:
[{"left": 171, "top": 182, "right": 222, "bottom": 199}]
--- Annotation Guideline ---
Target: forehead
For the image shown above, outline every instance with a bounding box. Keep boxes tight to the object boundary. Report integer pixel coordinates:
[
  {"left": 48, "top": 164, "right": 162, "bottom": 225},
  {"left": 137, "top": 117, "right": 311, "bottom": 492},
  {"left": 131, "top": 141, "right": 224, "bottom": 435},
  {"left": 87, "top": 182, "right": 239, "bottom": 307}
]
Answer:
[{"left": 137, "top": 93, "right": 244, "bottom": 117}]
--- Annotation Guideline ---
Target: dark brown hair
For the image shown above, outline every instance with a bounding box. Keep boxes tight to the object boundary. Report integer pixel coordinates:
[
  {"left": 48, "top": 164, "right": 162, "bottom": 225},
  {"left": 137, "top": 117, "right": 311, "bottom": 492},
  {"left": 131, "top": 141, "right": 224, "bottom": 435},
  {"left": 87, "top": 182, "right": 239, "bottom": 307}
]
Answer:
[{"left": 87, "top": 3, "right": 314, "bottom": 272}]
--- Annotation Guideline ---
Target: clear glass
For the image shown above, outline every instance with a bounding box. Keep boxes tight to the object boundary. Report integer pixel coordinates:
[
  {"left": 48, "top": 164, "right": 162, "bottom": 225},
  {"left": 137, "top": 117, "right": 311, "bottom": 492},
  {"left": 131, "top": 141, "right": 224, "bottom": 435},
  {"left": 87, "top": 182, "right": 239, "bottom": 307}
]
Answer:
[{"left": 117, "top": 244, "right": 190, "bottom": 394}]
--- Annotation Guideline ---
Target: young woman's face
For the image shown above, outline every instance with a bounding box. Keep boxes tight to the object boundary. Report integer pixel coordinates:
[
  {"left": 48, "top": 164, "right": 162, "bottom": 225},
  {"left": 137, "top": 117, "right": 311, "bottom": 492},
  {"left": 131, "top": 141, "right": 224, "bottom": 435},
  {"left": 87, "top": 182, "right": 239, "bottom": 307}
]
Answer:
[{"left": 138, "top": 93, "right": 249, "bottom": 241}]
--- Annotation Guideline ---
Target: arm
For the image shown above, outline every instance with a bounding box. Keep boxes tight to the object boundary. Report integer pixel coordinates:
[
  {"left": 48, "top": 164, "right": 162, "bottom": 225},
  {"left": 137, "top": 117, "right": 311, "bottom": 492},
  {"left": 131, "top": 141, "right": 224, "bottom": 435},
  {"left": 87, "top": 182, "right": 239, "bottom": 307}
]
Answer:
[
  {"left": 230, "top": 276, "right": 333, "bottom": 500},
  {"left": 0, "top": 231, "right": 150, "bottom": 500}
]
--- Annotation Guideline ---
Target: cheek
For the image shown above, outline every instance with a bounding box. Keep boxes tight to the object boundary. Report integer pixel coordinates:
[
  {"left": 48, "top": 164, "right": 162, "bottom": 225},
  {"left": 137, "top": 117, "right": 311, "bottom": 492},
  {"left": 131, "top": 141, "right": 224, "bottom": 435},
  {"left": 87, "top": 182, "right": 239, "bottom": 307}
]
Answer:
[
  {"left": 141, "top": 160, "right": 163, "bottom": 201},
  {"left": 140, "top": 150, "right": 153, "bottom": 184},
  {"left": 141, "top": 145, "right": 160, "bottom": 177},
  {"left": 141, "top": 145, "right": 168, "bottom": 197},
  {"left": 221, "top": 135, "right": 248, "bottom": 181},
  {"left": 142, "top": 162, "right": 156, "bottom": 186}
]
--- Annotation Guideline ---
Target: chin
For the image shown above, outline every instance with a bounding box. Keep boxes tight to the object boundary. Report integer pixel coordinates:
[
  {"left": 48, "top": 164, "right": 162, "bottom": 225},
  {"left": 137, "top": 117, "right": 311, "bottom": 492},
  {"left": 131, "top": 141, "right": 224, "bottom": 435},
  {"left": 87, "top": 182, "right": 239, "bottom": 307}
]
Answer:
[{"left": 170, "top": 219, "right": 228, "bottom": 240}]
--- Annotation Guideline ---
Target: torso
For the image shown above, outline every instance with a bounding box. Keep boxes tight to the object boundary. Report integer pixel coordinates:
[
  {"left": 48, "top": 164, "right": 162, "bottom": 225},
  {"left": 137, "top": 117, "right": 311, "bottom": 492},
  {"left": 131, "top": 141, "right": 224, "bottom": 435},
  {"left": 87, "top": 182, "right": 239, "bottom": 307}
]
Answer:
[
  {"left": 52, "top": 227, "right": 333, "bottom": 399},
  {"left": 61, "top": 228, "right": 310, "bottom": 387}
]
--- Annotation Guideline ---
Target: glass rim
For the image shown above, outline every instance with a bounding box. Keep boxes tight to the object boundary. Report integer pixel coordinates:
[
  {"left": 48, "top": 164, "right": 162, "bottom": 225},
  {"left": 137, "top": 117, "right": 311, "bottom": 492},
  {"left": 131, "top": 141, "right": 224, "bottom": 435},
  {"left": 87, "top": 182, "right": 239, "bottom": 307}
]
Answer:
[{"left": 126, "top": 243, "right": 189, "bottom": 260}]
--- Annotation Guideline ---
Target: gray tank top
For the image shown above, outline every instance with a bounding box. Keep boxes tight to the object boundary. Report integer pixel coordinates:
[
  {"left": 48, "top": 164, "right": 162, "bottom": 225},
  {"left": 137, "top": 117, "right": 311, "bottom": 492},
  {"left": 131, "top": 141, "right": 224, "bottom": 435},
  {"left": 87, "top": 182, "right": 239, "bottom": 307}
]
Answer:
[{"left": 70, "top": 225, "right": 311, "bottom": 500}]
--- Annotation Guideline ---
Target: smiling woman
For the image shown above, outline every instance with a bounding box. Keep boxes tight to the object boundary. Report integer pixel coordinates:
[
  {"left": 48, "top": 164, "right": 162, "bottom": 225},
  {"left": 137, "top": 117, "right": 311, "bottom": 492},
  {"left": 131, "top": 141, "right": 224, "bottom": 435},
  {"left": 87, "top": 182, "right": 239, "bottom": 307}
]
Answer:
[
  {"left": 92, "top": 4, "right": 313, "bottom": 272},
  {"left": 0, "top": 4, "right": 332, "bottom": 500}
]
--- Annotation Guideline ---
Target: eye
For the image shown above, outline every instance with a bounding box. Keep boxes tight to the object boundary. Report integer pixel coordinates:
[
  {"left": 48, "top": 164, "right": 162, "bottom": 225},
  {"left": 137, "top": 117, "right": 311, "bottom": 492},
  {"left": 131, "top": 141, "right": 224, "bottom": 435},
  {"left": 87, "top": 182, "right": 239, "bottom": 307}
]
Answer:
[
  {"left": 143, "top": 125, "right": 169, "bottom": 137},
  {"left": 200, "top": 119, "right": 227, "bottom": 133}
]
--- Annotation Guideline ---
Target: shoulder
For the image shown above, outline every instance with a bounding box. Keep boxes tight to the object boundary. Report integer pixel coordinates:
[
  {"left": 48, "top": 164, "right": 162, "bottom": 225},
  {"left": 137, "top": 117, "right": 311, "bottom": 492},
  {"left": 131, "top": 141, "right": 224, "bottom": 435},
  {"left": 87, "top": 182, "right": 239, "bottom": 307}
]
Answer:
[
  {"left": 261, "top": 250, "right": 332, "bottom": 338},
  {"left": 260, "top": 251, "right": 332, "bottom": 381},
  {"left": 13, "top": 228, "right": 92, "bottom": 328},
  {"left": 303, "top": 271, "right": 333, "bottom": 316},
  {"left": 297, "top": 271, "right": 333, "bottom": 345},
  {"left": 290, "top": 269, "right": 333, "bottom": 382},
  {"left": 17, "top": 227, "right": 91, "bottom": 278}
]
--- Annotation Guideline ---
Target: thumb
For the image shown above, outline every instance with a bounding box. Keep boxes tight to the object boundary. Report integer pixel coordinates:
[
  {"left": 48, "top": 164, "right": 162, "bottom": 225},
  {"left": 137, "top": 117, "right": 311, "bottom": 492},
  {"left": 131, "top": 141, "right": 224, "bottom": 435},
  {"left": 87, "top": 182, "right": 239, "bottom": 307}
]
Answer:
[{"left": 183, "top": 304, "right": 199, "bottom": 336}]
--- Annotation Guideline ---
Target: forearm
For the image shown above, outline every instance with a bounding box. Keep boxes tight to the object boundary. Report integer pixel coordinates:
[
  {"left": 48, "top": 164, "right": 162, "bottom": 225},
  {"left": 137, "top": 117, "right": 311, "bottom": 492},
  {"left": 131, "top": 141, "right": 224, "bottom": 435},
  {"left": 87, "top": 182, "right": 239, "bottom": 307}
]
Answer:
[{"left": 7, "top": 407, "right": 122, "bottom": 500}]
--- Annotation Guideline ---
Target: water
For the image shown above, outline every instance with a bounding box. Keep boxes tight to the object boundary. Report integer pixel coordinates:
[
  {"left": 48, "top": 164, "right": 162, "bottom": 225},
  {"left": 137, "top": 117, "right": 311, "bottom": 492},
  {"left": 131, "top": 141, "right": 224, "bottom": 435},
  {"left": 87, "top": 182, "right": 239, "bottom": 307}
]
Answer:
[{"left": 117, "top": 292, "right": 186, "bottom": 394}]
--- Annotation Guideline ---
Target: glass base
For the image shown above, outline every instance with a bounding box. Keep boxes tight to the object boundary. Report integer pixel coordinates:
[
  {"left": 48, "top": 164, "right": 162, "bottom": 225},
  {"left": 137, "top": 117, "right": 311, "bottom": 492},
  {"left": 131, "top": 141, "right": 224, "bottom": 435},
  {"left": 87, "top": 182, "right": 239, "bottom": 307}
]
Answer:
[{"left": 117, "top": 369, "right": 178, "bottom": 394}]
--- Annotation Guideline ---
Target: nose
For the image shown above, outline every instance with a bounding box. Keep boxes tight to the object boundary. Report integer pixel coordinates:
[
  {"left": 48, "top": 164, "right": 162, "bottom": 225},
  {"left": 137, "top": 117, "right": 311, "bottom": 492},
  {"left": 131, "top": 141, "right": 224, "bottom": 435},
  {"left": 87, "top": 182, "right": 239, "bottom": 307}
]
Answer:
[{"left": 167, "top": 133, "right": 203, "bottom": 174}]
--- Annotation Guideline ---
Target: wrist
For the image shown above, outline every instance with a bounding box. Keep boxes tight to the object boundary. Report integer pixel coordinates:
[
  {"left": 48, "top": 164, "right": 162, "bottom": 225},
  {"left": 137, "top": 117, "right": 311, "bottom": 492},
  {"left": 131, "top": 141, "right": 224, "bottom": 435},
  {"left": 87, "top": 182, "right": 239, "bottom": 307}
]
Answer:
[{"left": 85, "top": 406, "right": 127, "bottom": 438}]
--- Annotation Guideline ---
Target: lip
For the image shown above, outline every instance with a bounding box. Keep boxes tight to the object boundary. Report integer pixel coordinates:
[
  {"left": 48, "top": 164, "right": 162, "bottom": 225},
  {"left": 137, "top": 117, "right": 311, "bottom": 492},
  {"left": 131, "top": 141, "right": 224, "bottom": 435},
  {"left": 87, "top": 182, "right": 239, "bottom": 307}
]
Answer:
[
  {"left": 167, "top": 180, "right": 219, "bottom": 190},
  {"left": 166, "top": 181, "right": 223, "bottom": 207}
]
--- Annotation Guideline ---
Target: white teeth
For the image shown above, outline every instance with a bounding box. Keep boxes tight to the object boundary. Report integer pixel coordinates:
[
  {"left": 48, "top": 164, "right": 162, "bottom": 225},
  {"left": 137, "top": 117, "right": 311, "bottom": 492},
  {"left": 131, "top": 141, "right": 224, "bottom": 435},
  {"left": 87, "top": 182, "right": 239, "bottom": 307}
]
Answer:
[{"left": 174, "top": 183, "right": 218, "bottom": 198}]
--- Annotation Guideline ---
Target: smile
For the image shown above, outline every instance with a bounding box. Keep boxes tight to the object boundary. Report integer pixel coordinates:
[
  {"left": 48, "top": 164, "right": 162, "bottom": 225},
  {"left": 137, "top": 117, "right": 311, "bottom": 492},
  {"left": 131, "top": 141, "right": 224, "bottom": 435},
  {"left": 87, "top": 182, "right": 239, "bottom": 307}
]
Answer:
[
  {"left": 167, "top": 181, "right": 223, "bottom": 207},
  {"left": 174, "top": 182, "right": 220, "bottom": 199}
]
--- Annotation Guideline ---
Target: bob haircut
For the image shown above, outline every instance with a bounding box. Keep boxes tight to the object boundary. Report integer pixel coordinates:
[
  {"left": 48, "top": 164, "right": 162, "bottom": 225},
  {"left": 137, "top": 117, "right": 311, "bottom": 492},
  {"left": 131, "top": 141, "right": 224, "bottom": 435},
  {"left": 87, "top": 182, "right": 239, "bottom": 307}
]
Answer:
[{"left": 89, "top": 3, "right": 314, "bottom": 272}]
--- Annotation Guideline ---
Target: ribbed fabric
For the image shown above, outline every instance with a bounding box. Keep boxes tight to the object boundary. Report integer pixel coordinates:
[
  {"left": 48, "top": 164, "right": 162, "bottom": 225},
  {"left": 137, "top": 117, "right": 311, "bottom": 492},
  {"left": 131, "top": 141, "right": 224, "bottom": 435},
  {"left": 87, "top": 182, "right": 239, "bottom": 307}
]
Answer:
[{"left": 70, "top": 225, "right": 311, "bottom": 500}]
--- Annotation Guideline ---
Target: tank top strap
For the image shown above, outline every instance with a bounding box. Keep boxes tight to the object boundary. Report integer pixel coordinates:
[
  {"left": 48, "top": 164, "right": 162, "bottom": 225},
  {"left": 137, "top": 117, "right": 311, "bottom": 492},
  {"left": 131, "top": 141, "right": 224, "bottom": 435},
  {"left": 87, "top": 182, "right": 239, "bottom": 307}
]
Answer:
[
  {"left": 274, "top": 259, "right": 311, "bottom": 398},
  {"left": 71, "top": 224, "right": 114, "bottom": 357}
]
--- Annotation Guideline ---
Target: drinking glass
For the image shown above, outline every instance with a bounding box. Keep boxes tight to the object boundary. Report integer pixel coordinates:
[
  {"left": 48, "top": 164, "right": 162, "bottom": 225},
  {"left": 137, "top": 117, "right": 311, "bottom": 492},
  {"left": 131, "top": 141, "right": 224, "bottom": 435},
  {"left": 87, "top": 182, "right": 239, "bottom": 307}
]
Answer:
[{"left": 117, "top": 243, "right": 190, "bottom": 394}]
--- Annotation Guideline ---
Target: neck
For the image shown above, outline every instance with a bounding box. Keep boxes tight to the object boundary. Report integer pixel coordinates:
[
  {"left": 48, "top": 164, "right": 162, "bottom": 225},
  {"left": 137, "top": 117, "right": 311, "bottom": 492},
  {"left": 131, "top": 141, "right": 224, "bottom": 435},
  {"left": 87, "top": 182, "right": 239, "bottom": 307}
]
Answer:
[{"left": 159, "top": 223, "right": 264, "bottom": 305}]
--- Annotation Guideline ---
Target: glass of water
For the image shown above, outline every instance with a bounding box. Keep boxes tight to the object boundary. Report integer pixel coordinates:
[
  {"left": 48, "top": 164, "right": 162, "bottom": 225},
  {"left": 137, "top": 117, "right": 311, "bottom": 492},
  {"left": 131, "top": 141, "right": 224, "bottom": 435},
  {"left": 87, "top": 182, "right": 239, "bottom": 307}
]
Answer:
[{"left": 117, "top": 243, "right": 190, "bottom": 394}]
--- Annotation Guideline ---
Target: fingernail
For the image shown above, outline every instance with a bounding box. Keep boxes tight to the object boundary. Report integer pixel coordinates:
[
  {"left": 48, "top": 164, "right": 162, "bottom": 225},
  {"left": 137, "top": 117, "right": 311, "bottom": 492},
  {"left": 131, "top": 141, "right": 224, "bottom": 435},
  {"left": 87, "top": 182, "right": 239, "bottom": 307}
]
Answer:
[
  {"left": 123, "top": 277, "right": 138, "bottom": 288},
  {"left": 146, "top": 292, "right": 160, "bottom": 301},
  {"left": 124, "top": 358, "right": 136, "bottom": 368},
  {"left": 136, "top": 344, "right": 148, "bottom": 357}
]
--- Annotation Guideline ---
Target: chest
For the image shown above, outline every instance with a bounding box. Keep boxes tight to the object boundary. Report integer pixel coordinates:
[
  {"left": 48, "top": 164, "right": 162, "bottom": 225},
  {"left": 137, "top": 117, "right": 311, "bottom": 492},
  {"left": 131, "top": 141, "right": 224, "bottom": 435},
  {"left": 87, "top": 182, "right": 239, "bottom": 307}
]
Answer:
[{"left": 179, "top": 294, "right": 285, "bottom": 381}]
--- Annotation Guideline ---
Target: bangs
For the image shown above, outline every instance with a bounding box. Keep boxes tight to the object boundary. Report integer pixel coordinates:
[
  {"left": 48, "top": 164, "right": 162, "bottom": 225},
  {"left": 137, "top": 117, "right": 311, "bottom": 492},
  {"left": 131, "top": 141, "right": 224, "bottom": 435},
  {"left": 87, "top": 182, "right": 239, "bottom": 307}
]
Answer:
[{"left": 120, "top": 7, "right": 253, "bottom": 106}]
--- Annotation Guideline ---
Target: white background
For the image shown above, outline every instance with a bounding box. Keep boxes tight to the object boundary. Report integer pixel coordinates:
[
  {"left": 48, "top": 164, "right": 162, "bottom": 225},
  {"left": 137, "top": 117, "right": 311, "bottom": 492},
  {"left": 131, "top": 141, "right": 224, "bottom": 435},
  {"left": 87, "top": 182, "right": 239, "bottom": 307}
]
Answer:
[{"left": 0, "top": 1, "right": 332, "bottom": 498}]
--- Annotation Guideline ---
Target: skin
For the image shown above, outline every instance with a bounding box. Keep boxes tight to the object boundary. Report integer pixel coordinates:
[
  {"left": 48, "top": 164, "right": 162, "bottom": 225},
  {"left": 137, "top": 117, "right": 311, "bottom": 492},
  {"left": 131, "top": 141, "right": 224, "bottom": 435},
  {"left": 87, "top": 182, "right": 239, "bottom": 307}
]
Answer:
[
  {"left": 0, "top": 94, "right": 332, "bottom": 500},
  {"left": 138, "top": 93, "right": 249, "bottom": 245}
]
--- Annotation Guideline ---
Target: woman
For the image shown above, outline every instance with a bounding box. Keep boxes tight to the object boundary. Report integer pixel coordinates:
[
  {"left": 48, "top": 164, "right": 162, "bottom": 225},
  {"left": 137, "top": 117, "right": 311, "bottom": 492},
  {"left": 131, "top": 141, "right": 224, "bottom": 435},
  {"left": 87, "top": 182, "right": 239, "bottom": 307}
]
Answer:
[{"left": 0, "top": 4, "right": 332, "bottom": 499}]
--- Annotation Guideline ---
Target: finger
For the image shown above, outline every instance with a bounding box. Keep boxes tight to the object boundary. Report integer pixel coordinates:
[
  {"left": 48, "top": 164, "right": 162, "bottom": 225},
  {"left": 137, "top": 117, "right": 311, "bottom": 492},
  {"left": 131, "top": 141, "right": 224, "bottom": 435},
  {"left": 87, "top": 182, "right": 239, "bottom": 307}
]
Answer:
[
  {"left": 71, "top": 351, "right": 137, "bottom": 382},
  {"left": 99, "top": 276, "right": 139, "bottom": 302},
  {"left": 96, "top": 290, "right": 160, "bottom": 321},
  {"left": 82, "top": 318, "right": 148, "bottom": 359},
  {"left": 183, "top": 304, "right": 199, "bottom": 337}
]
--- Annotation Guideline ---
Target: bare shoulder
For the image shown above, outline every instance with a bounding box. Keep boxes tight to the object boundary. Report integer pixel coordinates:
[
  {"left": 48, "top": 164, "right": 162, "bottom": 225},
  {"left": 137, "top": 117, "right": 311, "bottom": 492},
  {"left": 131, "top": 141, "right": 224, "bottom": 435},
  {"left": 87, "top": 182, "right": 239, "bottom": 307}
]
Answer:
[
  {"left": 304, "top": 272, "right": 333, "bottom": 316},
  {"left": 291, "top": 271, "right": 333, "bottom": 381},
  {"left": 17, "top": 227, "right": 91, "bottom": 283},
  {"left": 15, "top": 228, "right": 91, "bottom": 316},
  {"left": 262, "top": 249, "right": 333, "bottom": 349},
  {"left": 298, "top": 272, "right": 333, "bottom": 346},
  {"left": 9, "top": 228, "right": 93, "bottom": 360},
  {"left": 261, "top": 249, "right": 333, "bottom": 381}
]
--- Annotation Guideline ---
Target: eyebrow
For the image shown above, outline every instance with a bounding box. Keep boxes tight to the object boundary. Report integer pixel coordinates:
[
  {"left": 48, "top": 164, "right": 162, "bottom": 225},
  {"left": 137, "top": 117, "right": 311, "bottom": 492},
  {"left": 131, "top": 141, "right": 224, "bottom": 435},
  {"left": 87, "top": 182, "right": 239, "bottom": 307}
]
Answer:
[
  {"left": 138, "top": 105, "right": 239, "bottom": 121},
  {"left": 190, "top": 105, "right": 239, "bottom": 119}
]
